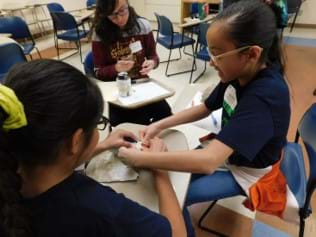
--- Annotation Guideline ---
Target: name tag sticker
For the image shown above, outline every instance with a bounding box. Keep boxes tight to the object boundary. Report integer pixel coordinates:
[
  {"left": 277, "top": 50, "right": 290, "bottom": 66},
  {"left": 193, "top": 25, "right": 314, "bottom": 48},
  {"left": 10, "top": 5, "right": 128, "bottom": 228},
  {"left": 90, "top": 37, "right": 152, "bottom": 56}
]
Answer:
[
  {"left": 224, "top": 85, "right": 237, "bottom": 110},
  {"left": 129, "top": 41, "right": 142, "bottom": 53}
]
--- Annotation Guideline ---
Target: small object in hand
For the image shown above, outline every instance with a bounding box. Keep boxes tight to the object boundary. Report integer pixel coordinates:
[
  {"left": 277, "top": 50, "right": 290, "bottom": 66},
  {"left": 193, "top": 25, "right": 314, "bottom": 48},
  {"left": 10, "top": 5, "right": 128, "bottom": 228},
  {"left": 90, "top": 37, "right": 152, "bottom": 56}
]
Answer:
[
  {"left": 135, "top": 141, "right": 142, "bottom": 151},
  {"left": 124, "top": 136, "right": 137, "bottom": 143}
]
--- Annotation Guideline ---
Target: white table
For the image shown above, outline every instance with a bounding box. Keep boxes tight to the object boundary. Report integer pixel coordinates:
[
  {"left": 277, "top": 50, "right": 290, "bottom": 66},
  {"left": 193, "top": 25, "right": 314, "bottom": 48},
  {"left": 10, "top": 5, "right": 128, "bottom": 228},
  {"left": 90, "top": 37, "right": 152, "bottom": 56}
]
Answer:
[
  {"left": 0, "top": 33, "right": 12, "bottom": 38},
  {"left": 178, "top": 14, "right": 215, "bottom": 28},
  {"left": 94, "top": 123, "right": 203, "bottom": 212},
  {"left": 0, "top": 37, "right": 24, "bottom": 50}
]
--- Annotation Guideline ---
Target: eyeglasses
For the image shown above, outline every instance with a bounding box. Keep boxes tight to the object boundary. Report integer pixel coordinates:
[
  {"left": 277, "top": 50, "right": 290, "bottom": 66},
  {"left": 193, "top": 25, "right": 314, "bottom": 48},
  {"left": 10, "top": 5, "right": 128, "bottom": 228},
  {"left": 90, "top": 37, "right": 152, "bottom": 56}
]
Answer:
[
  {"left": 108, "top": 5, "right": 129, "bottom": 20},
  {"left": 208, "top": 46, "right": 252, "bottom": 65},
  {"left": 97, "top": 115, "right": 111, "bottom": 131}
]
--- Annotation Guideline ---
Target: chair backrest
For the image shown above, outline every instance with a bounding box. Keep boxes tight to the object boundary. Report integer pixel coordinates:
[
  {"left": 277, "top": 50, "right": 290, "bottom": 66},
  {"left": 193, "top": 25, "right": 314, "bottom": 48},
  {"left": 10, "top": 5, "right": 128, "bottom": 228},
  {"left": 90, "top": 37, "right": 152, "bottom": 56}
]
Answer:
[
  {"left": 0, "top": 43, "right": 27, "bottom": 82},
  {"left": 0, "top": 16, "right": 32, "bottom": 40},
  {"left": 154, "top": 13, "right": 173, "bottom": 37},
  {"left": 83, "top": 51, "right": 95, "bottom": 77},
  {"left": 197, "top": 23, "right": 209, "bottom": 47},
  {"left": 287, "top": 0, "right": 302, "bottom": 14},
  {"left": 280, "top": 142, "right": 306, "bottom": 208},
  {"left": 47, "top": 2, "right": 65, "bottom": 13},
  {"left": 86, "top": 0, "right": 96, "bottom": 8},
  {"left": 50, "top": 12, "right": 77, "bottom": 31},
  {"left": 297, "top": 103, "right": 316, "bottom": 183}
]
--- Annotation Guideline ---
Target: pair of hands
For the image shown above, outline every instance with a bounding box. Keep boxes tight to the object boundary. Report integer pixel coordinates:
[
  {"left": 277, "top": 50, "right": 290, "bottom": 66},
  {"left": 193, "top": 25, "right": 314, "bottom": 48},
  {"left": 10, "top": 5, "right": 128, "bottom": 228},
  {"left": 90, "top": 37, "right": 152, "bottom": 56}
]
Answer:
[
  {"left": 96, "top": 124, "right": 165, "bottom": 158},
  {"left": 115, "top": 58, "right": 156, "bottom": 76}
]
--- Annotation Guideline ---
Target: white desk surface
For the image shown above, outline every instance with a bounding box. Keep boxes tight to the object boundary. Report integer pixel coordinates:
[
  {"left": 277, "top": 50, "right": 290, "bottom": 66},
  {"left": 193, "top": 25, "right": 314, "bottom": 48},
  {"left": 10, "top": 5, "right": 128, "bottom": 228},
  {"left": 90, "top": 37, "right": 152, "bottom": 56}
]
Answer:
[
  {"left": 0, "top": 33, "right": 12, "bottom": 38},
  {"left": 95, "top": 78, "right": 175, "bottom": 109},
  {"left": 95, "top": 123, "right": 208, "bottom": 213},
  {"left": 178, "top": 14, "right": 215, "bottom": 28}
]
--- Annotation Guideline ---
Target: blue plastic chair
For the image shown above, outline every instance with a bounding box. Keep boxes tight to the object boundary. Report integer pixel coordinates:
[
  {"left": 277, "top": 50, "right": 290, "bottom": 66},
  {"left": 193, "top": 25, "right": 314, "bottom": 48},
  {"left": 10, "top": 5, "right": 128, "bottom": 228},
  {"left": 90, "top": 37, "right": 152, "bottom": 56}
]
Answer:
[
  {"left": 83, "top": 51, "right": 95, "bottom": 77},
  {"left": 47, "top": 2, "right": 65, "bottom": 13},
  {"left": 86, "top": 0, "right": 96, "bottom": 8},
  {"left": 0, "top": 16, "right": 41, "bottom": 60},
  {"left": 154, "top": 13, "right": 196, "bottom": 77},
  {"left": 0, "top": 43, "right": 27, "bottom": 83},
  {"left": 198, "top": 104, "right": 316, "bottom": 237},
  {"left": 293, "top": 103, "right": 316, "bottom": 237},
  {"left": 50, "top": 12, "right": 88, "bottom": 62},
  {"left": 189, "top": 23, "right": 210, "bottom": 84}
]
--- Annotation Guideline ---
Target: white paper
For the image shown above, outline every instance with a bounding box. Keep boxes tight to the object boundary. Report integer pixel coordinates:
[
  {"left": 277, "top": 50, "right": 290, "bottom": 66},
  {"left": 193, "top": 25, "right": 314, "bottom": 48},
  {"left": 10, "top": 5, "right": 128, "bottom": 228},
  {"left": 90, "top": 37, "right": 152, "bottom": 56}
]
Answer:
[
  {"left": 118, "top": 82, "right": 170, "bottom": 106},
  {"left": 85, "top": 150, "right": 139, "bottom": 183}
]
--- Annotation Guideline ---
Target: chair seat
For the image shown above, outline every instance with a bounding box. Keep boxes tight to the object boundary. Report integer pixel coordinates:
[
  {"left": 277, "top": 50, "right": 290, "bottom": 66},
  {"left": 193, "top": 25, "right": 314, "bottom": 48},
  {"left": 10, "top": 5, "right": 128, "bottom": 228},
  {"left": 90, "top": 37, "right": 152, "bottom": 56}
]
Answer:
[
  {"left": 157, "top": 33, "right": 195, "bottom": 49},
  {"left": 57, "top": 29, "right": 88, "bottom": 41},
  {"left": 21, "top": 42, "right": 35, "bottom": 55},
  {"left": 196, "top": 47, "right": 210, "bottom": 61}
]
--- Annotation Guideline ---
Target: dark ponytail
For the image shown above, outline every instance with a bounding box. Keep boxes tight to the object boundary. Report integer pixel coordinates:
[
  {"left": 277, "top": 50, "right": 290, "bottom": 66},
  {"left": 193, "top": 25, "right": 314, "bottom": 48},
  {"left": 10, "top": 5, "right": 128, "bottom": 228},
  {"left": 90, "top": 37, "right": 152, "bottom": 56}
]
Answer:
[
  {"left": 0, "top": 131, "right": 32, "bottom": 237},
  {"left": 213, "top": 0, "right": 285, "bottom": 74},
  {"left": 0, "top": 59, "right": 104, "bottom": 237}
]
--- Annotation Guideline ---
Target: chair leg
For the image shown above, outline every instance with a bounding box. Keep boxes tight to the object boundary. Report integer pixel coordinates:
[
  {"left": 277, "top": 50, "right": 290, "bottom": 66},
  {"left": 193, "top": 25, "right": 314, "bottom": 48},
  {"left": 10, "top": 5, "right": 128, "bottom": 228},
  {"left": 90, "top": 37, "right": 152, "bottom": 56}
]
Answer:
[
  {"left": 299, "top": 216, "right": 305, "bottom": 237},
  {"left": 192, "top": 60, "right": 207, "bottom": 84},
  {"left": 165, "top": 49, "right": 172, "bottom": 77},
  {"left": 29, "top": 53, "right": 33, "bottom": 60},
  {"left": 78, "top": 40, "right": 83, "bottom": 63},
  {"left": 35, "top": 47, "right": 42, "bottom": 59},
  {"left": 290, "top": 5, "right": 301, "bottom": 33},
  {"left": 56, "top": 38, "right": 60, "bottom": 60},
  {"left": 160, "top": 48, "right": 181, "bottom": 63},
  {"left": 189, "top": 56, "right": 197, "bottom": 84},
  {"left": 198, "top": 200, "right": 229, "bottom": 237}
]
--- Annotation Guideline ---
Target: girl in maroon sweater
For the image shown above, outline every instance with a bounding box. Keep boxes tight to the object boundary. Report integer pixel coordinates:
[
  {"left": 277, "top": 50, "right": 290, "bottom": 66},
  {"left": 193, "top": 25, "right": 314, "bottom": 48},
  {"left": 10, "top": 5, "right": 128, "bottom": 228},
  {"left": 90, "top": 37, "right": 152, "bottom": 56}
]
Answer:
[{"left": 92, "top": 0, "right": 171, "bottom": 126}]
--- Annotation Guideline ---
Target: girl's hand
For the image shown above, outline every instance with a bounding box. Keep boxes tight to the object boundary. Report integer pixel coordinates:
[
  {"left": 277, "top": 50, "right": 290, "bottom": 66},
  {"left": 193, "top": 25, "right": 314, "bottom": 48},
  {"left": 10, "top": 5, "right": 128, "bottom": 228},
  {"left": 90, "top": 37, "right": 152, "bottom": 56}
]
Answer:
[
  {"left": 139, "top": 122, "right": 162, "bottom": 146},
  {"left": 143, "top": 137, "right": 168, "bottom": 152},
  {"left": 118, "top": 137, "right": 167, "bottom": 167},
  {"left": 115, "top": 60, "right": 135, "bottom": 72},
  {"left": 139, "top": 60, "right": 155, "bottom": 75},
  {"left": 97, "top": 129, "right": 138, "bottom": 151}
]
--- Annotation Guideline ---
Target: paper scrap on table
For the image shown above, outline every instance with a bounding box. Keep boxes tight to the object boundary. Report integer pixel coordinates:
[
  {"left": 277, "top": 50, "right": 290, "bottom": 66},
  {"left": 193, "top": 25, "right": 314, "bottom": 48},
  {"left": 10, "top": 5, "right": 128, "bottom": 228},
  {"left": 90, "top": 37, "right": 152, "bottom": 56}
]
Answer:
[
  {"left": 118, "top": 82, "right": 169, "bottom": 106},
  {"left": 85, "top": 150, "right": 139, "bottom": 183}
]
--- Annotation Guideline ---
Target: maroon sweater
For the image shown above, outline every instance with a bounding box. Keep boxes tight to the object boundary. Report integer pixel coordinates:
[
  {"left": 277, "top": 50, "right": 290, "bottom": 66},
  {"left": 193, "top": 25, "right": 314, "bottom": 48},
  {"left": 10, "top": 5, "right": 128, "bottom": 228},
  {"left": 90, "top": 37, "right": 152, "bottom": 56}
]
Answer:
[{"left": 92, "top": 18, "right": 159, "bottom": 81}]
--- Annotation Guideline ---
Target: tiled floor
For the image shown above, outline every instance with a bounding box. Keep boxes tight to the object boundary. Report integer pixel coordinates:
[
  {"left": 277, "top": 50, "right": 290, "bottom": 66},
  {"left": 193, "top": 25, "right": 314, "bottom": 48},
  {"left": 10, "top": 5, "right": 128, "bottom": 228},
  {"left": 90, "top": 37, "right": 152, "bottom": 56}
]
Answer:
[{"left": 28, "top": 25, "right": 316, "bottom": 237}]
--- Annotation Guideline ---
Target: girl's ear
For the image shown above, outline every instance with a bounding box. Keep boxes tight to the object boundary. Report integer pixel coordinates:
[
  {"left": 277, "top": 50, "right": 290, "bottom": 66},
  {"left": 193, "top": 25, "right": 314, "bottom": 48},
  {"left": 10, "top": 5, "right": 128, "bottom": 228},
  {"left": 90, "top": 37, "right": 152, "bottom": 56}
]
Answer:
[
  {"left": 69, "top": 128, "right": 84, "bottom": 155},
  {"left": 247, "top": 46, "right": 263, "bottom": 62}
]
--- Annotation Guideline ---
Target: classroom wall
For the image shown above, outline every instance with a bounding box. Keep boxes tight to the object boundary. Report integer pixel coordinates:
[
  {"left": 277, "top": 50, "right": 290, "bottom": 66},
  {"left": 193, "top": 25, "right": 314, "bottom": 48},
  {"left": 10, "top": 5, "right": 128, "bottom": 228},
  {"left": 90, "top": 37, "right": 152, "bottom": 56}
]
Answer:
[
  {"left": 130, "top": 0, "right": 181, "bottom": 23},
  {"left": 130, "top": 0, "right": 316, "bottom": 25},
  {"left": 0, "top": 0, "right": 86, "bottom": 11},
  {"left": 295, "top": 0, "right": 316, "bottom": 25}
]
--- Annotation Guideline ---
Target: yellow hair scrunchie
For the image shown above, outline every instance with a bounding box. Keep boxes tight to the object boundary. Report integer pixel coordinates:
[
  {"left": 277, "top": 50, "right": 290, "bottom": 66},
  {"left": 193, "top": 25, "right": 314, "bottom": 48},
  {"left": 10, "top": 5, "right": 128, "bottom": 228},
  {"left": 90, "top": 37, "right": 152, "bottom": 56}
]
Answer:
[{"left": 0, "top": 84, "right": 27, "bottom": 132}]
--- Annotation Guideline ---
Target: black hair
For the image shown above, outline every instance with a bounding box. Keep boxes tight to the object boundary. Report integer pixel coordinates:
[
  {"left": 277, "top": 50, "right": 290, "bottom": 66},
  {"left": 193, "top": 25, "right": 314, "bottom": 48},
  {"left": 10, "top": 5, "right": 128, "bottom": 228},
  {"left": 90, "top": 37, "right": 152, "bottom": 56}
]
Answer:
[
  {"left": 0, "top": 59, "right": 104, "bottom": 237},
  {"left": 93, "top": 0, "right": 140, "bottom": 44},
  {"left": 213, "top": 0, "right": 285, "bottom": 74}
]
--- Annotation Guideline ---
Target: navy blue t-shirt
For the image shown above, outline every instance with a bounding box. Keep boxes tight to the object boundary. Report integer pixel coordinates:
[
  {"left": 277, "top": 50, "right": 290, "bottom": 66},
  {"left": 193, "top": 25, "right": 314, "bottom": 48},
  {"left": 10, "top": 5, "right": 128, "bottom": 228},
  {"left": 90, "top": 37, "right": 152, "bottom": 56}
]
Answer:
[
  {"left": 23, "top": 172, "right": 171, "bottom": 237},
  {"left": 204, "top": 66, "right": 290, "bottom": 168}
]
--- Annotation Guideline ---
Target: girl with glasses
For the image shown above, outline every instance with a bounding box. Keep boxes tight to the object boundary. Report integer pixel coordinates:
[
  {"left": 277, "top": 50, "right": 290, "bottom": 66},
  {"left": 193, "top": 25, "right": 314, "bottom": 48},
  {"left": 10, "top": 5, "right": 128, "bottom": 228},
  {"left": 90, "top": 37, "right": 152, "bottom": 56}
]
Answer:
[
  {"left": 118, "top": 0, "right": 296, "bottom": 234},
  {"left": 0, "top": 60, "right": 186, "bottom": 237},
  {"left": 92, "top": 0, "right": 172, "bottom": 126}
]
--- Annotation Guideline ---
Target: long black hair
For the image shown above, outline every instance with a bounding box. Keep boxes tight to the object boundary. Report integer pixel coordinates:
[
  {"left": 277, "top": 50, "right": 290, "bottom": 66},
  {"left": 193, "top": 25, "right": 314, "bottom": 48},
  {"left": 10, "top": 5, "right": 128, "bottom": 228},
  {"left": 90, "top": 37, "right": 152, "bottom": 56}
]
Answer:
[
  {"left": 213, "top": 0, "right": 285, "bottom": 74},
  {"left": 93, "top": 0, "right": 140, "bottom": 44},
  {"left": 0, "top": 59, "right": 104, "bottom": 237}
]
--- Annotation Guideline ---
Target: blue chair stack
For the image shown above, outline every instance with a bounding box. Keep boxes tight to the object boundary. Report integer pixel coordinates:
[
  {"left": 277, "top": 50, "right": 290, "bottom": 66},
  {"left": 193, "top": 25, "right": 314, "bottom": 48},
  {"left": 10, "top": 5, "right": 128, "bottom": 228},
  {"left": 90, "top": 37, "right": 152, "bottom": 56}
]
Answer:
[
  {"left": 0, "top": 43, "right": 27, "bottom": 82},
  {"left": 0, "top": 16, "right": 42, "bottom": 59}
]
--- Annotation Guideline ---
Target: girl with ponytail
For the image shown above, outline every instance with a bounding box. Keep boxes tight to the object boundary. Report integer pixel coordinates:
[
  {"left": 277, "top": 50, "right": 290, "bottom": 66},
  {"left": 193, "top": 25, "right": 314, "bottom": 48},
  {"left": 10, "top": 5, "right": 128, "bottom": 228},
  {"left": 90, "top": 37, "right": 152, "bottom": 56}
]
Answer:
[
  {"left": 118, "top": 1, "right": 294, "bottom": 234},
  {"left": 0, "top": 59, "right": 187, "bottom": 237}
]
